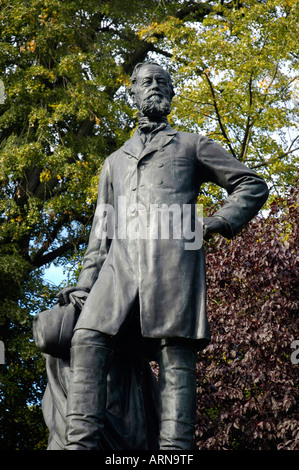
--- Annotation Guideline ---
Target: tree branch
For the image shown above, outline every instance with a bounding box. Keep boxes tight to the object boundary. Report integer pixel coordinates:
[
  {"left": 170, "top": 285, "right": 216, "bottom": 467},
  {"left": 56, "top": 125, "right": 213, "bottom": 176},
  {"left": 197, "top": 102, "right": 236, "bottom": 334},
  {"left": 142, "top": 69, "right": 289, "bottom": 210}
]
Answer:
[
  {"left": 239, "top": 74, "right": 253, "bottom": 162},
  {"left": 175, "top": 1, "right": 213, "bottom": 20},
  {"left": 252, "top": 146, "right": 299, "bottom": 170},
  {"left": 31, "top": 215, "right": 70, "bottom": 266},
  {"left": 31, "top": 235, "right": 88, "bottom": 269},
  {"left": 203, "top": 72, "right": 238, "bottom": 159}
]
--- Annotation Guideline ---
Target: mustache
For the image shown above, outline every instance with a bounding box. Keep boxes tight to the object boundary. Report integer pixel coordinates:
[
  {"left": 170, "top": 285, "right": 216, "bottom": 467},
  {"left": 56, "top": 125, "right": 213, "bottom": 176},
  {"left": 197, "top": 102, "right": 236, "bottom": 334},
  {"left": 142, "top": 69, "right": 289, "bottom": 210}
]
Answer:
[{"left": 145, "top": 91, "right": 164, "bottom": 100}]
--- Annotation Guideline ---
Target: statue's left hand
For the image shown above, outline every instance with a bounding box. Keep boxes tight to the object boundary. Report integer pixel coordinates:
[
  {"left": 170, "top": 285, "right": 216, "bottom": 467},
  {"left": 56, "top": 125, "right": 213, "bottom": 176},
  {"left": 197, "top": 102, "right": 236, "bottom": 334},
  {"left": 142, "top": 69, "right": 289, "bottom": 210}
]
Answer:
[{"left": 56, "top": 286, "right": 86, "bottom": 306}]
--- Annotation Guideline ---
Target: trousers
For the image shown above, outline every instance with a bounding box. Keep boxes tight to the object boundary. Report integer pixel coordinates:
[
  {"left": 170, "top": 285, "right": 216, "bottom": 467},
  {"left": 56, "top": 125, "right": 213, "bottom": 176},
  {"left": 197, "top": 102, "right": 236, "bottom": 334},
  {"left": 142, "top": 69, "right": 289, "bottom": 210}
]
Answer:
[{"left": 65, "top": 327, "right": 197, "bottom": 450}]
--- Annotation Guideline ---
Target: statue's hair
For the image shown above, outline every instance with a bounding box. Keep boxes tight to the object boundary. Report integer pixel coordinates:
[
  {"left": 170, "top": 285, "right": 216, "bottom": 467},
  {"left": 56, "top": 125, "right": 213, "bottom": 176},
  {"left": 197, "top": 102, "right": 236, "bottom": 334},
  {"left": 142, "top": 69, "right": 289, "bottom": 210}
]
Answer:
[{"left": 129, "top": 61, "right": 175, "bottom": 99}]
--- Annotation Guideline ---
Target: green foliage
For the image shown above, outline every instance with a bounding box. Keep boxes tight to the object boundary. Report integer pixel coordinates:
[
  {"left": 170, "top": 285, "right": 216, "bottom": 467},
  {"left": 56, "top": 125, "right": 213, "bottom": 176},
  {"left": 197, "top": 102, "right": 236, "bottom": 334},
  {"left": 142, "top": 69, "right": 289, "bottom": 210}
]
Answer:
[
  {"left": 0, "top": 269, "right": 57, "bottom": 449},
  {"left": 139, "top": 0, "right": 299, "bottom": 202},
  {"left": 0, "top": 0, "right": 298, "bottom": 449}
]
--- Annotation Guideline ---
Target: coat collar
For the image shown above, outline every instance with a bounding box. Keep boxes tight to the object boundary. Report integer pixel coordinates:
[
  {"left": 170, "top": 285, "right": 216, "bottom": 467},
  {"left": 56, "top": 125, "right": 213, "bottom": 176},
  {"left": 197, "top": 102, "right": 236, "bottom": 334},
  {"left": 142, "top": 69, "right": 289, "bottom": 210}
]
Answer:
[{"left": 121, "top": 124, "right": 177, "bottom": 160}]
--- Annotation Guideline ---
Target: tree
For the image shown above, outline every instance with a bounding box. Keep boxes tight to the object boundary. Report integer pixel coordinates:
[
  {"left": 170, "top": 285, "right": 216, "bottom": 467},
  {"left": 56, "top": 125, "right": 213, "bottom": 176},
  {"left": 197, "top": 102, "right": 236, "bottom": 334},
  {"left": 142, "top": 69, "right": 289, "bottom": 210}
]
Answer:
[
  {"left": 139, "top": 0, "right": 299, "bottom": 202},
  {"left": 0, "top": 0, "right": 298, "bottom": 449},
  {"left": 195, "top": 185, "right": 298, "bottom": 449}
]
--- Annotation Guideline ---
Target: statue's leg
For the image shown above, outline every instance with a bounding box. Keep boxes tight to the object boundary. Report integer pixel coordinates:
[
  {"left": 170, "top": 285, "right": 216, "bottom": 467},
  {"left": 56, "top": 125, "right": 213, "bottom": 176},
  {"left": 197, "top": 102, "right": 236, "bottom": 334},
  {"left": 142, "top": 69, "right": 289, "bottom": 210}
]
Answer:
[
  {"left": 158, "top": 339, "right": 197, "bottom": 450},
  {"left": 65, "top": 329, "right": 112, "bottom": 450}
]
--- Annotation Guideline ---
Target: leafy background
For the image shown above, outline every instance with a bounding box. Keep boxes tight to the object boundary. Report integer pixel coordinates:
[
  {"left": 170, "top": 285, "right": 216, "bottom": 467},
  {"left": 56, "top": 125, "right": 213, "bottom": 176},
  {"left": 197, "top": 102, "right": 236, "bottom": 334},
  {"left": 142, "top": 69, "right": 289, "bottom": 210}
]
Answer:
[{"left": 0, "top": 0, "right": 298, "bottom": 449}]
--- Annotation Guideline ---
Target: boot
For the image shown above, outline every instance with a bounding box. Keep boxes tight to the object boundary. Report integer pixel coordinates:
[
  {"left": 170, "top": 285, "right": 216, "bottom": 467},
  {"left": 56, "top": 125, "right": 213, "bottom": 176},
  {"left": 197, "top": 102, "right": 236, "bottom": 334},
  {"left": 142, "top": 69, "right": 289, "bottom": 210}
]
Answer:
[
  {"left": 158, "top": 343, "right": 197, "bottom": 450},
  {"left": 65, "top": 344, "right": 110, "bottom": 450}
]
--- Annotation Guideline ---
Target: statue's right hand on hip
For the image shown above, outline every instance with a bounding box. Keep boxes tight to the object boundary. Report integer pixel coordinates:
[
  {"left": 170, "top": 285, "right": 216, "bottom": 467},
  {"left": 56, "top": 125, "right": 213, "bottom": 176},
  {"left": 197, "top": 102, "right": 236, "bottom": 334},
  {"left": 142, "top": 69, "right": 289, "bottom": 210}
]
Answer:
[{"left": 203, "top": 216, "right": 227, "bottom": 241}]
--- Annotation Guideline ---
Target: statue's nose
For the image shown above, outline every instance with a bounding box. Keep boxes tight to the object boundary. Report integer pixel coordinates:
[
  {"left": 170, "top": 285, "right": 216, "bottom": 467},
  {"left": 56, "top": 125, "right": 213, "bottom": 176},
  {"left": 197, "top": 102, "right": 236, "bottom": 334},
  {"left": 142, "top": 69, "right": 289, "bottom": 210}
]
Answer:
[{"left": 150, "top": 78, "right": 160, "bottom": 90}]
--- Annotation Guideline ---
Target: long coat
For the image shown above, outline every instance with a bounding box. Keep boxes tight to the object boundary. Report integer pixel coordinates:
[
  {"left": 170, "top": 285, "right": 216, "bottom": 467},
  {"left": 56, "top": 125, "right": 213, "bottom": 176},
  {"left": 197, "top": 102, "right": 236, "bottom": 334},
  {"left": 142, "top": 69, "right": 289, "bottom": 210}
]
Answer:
[{"left": 74, "top": 125, "right": 268, "bottom": 349}]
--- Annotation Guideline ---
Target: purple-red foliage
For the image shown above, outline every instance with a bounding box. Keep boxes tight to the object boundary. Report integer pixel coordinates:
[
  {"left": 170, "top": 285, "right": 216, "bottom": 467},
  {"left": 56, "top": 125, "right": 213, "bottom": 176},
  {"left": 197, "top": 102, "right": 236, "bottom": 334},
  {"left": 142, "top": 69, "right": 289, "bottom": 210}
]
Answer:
[{"left": 195, "top": 186, "right": 299, "bottom": 450}]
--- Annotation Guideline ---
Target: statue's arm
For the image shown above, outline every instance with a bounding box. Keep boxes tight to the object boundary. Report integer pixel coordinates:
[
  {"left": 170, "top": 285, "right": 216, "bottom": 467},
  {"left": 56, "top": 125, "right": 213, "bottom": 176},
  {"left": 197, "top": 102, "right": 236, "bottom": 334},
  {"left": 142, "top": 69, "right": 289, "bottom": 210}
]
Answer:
[
  {"left": 57, "top": 158, "right": 114, "bottom": 305},
  {"left": 197, "top": 135, "right": 269, "bottom": 240}
]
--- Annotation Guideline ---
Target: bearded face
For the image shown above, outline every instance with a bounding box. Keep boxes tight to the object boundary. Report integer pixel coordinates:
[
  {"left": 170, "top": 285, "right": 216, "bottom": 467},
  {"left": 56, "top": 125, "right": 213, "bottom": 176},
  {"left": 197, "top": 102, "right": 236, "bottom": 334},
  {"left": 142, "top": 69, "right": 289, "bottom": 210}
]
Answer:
[{"left": 131, "top": 64, "right": 174, "bottom": 119}]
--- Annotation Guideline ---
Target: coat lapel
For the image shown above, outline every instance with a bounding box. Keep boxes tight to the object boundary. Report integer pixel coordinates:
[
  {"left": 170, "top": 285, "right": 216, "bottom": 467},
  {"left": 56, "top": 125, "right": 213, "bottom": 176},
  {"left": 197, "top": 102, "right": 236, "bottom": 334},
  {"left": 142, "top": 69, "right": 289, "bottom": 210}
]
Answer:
[
  {"left": 121, "top": 125, "right": 177, "bottom": 161},
  {"left": 121, "top": 131, "right": 145, "bottom": 160},
  {"left": 140, "top": 125, "right": 177, "bottom": 160}
]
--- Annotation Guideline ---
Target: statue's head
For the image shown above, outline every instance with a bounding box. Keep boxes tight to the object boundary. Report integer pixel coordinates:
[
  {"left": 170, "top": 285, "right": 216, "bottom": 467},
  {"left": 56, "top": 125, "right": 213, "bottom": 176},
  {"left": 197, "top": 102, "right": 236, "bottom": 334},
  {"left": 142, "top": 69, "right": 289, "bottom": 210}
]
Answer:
[{"left": 129, "top": 61, "right": 175, "bottom": 118}]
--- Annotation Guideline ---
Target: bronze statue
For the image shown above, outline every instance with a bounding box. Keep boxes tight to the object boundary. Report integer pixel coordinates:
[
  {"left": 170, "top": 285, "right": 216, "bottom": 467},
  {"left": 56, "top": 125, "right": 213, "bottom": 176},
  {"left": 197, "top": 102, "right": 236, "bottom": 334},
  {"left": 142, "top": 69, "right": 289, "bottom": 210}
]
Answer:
[{"left": 36, "top": 62, "right": 269, "bottom": 450}]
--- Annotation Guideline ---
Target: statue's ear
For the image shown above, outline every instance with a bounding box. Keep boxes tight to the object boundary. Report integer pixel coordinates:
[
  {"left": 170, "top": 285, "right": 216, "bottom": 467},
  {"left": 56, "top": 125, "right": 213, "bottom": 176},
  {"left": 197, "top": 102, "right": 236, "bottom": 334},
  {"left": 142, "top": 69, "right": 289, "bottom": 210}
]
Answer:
[{"left": 128, "top": 86, "right": 136, "bottom": 104}]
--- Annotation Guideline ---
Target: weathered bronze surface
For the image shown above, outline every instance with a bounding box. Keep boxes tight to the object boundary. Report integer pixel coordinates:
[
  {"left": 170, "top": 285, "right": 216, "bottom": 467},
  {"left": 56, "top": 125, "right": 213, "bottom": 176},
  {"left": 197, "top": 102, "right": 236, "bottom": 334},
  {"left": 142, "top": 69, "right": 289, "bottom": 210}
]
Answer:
[{"left": 38, "top": 62, "right": 269, "bottom": 450}]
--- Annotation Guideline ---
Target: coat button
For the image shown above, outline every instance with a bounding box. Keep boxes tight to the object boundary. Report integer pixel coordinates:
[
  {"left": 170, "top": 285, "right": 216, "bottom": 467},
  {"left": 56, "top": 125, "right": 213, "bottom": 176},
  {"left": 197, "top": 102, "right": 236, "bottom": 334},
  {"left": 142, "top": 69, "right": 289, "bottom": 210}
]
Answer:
[{"left": 157, "top": 162, "right": 164, "bottom": 167}]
